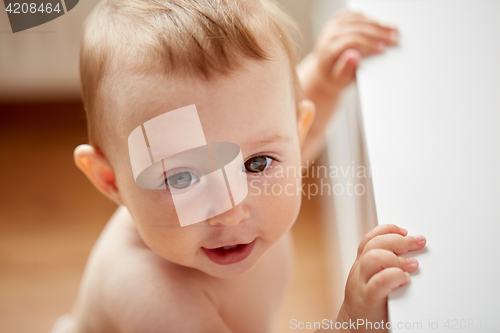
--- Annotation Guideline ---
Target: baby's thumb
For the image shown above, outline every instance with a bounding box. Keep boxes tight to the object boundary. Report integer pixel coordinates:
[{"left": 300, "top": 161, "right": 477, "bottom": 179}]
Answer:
[{"left": 331, "top": 49, "right": 361, "bottom": 86}]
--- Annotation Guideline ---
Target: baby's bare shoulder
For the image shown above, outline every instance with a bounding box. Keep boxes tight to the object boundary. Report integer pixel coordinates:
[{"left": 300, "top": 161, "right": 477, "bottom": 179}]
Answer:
[{"left": 74, "top": 207, "right": 232, "bottom": 333}]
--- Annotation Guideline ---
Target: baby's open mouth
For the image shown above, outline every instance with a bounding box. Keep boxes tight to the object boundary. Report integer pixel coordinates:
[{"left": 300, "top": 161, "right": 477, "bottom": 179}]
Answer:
[
  {"left": 216, "top": 245, "right": 240, "bottom": 251},
  {"left": 202, "top": 239, "right": 256, "bottom": 265}
]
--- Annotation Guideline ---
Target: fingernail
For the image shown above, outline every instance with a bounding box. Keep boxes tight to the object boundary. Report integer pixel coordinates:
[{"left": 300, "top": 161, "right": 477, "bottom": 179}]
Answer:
[
  {"left": 399, "top": 227, "right": 408, "bottom": 234},
  {"left": 407, "top": 258, "right": 418, "bottom": 265},
  {"left": 390, "top": 30, "right": 399, "bottom": 43},
  {"left": 414, "top": 235, "right": 426, "bottom": 243},
  {"left": 405, "top": 272, "right": 411, "bottom": 282}
]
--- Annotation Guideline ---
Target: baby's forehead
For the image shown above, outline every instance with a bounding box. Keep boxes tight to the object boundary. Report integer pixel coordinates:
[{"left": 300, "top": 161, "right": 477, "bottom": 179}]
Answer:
[{"left": 105, "top": 57, "right": 296, "bottom": 143}]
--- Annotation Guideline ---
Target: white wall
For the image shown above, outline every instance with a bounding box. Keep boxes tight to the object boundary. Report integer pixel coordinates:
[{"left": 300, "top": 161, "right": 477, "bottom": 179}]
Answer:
[{"left": 0, "top": 0, "right": 100, "bottom": 102}]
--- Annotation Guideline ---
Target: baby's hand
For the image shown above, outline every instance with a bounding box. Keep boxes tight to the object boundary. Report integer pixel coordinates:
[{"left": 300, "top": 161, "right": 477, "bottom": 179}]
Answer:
[
  {"left": 337, "top": 224, "right": 426, "bottom": 332},
  {"left": 312, "top": 11, "right": 398, "bottom": 93}
]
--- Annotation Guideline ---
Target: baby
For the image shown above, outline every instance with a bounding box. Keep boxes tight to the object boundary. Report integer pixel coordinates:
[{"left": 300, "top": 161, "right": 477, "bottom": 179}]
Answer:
[{"left": 58, "top": 0, "right": 427, "bottom": 332}]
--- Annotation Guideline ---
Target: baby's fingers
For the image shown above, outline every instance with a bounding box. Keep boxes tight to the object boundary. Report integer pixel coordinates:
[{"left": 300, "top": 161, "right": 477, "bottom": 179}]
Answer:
[
  {"left": 365, "top": 267, "right": 410, "bottom": 301},
  {"left": 360, "top": 249, "right": 418, "bottom": 283},
  {"left": 338, "top": 23, "right": 398, "bottom": 46},
  {"left": 326, "top": 33, "right": 382, "bottom": 59},
  {"left": 357, "top": 224, "right": 407, "bottom": 259},
  {"left": 363, "top": 234, "right": 426, "bottom": 256},
  {"left": 337, "top": 11, "right": 395, "bottom": 33}
]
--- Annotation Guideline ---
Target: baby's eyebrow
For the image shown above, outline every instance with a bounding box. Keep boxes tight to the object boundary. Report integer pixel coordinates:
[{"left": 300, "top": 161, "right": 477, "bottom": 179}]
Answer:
[{"left": 243, "top": 134, "right": 292, "bottom": 150}]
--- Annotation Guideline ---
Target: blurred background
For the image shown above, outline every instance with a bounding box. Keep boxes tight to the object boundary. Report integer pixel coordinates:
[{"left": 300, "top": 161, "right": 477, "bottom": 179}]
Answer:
[{"left": 0, "top": 1, "right": 355, "bottom": 332}]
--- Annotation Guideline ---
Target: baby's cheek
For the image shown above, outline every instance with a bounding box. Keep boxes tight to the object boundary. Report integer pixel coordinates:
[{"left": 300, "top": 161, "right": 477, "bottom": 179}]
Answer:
[
  {"left": 132, "top": 202, "right": 203, "bottom": 264},
  {"left": 275, "top": 177, "right": 302, "bottom": 226},
  {"left": 249, "top": 174, "right": 302, "bottom": 237},
  {"left": 124, "top": 185, "right": 178, "bottom": 224},
  {"left": 139, "top": 227, "right": 200, "bottom": 265}
]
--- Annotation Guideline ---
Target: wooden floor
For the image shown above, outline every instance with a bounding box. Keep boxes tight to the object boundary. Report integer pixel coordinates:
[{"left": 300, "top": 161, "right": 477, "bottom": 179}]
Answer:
[{"left": 0, "top": 102, "right": 335, "bottom": 333}]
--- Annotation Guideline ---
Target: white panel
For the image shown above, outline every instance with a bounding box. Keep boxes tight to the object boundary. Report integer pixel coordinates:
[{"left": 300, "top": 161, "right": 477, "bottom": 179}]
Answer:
[{"left": 348, "top": 0, "right": 500, "bottom": 331}]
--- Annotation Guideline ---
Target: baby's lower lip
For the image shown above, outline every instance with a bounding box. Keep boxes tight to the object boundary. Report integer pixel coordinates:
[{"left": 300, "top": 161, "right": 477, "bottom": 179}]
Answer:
[{"left": 202, "top": 239, "right": 256, "bottom": 265}]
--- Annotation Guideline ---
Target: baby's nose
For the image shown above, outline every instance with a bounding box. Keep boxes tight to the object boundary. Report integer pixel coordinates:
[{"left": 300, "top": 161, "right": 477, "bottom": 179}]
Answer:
[{"left": 207, "top": 202, "right": 250, "bottom": 226}]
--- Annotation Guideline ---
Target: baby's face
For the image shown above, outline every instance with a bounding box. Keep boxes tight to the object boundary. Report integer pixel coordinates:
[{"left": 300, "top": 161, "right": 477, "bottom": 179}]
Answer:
[{"left": 108, "top": 53, "right": 305, "bottom": 278}]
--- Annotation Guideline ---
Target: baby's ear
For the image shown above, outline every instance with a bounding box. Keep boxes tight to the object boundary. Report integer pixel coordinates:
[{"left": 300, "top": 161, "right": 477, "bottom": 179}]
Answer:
[
  {"left": 297, "top": 99, "right": 316, "bottom": 146},
  {"left": 74, "top": 144, "right": 123, "bottom": 206}
]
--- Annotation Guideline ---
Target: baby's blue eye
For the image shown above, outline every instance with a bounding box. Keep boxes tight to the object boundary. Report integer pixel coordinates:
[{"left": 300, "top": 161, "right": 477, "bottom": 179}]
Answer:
[
  {"left": 244, "top": 156, "right": 273, "bottom": 173},
  {"left": 166, "top": 171, "right": 199, "bottom": 189}
]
